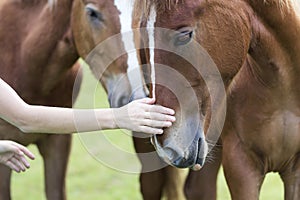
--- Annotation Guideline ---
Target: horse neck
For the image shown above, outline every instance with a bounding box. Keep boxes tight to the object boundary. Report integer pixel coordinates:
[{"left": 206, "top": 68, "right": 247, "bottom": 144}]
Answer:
[
  {"left": 249, "top": 0, "right": 300, "bottom": 53},
  {"left": 234, "top": 0, "right": 300, "bottom": 104},
  {"left": 6, "top": 0, "right": 78, "bottom": 95}
]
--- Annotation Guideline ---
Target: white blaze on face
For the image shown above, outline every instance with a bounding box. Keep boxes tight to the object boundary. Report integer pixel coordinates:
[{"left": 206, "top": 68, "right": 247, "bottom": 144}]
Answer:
[
  {"left": 147, "top": 5, "right": 157, "bottom": 99},
  {"left": 114, "top": 0, "right": 145, "bottom": 99},
  {"left": 47, "top": 0, "right": 55, "bottom": 10}
]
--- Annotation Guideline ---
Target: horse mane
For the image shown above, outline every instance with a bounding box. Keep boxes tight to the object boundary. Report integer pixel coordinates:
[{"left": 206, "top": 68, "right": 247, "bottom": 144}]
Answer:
[
  {"left": 137, "top": 0, "right": 181, "bottom": 17},
  {"left": 264, "top": 0, "right": 298, "bottom": 10},
  {"left": 137, "top": 0, "right": 298, "bottom": 17}
]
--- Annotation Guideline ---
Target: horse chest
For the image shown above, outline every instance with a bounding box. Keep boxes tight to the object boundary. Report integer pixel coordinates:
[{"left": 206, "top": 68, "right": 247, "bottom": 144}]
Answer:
[{"left": 233, "top": 107, "right": 300, "bottom": 170}]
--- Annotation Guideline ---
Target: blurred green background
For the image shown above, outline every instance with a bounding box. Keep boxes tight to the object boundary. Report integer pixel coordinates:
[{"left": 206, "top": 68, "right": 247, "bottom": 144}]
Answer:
[{"left": 11, "top": 65, "right": 283, "bottom": 200}]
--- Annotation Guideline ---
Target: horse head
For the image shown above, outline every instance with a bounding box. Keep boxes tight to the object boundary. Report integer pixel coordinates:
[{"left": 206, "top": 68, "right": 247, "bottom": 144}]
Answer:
[
  {"left": 71, "top": 0, "right": 132, "bottom": 108},
  {"left": 138, "top": 0, "right": 251, "bottom": 170}
]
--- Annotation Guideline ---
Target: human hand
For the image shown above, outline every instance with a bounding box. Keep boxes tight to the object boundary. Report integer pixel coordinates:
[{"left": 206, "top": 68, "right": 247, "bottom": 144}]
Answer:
[
  {"left": 114, "top": 98, "right": 176, "bottom": 134},
  {"left": 0, "top": 140, "right": 35, "bottom": 173}
]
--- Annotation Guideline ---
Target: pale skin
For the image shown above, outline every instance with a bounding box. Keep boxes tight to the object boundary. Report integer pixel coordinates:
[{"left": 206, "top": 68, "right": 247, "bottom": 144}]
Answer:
[{"left": 0, "top": 78, "right": 175, "bottom": 172}]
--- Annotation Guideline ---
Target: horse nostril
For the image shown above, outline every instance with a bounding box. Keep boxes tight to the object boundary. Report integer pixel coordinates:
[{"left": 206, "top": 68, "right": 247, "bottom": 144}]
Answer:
[
  {"left": 117, "top": 95, "right": 129, "bottom": 107},
  {"left": 129, "top": 95, "right": 135, "bottom": 103},
  {"left": 109, "top": 94, "right": 129, "bottom": 108}
]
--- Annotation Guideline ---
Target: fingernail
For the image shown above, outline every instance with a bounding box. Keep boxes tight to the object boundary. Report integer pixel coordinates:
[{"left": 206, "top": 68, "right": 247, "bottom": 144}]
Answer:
[
  {"left": 170, "top": 116, "right": 176, "bottom": 122},
  {"left": 166, "top": 122, "right": 172, "bottom": 127},
  {"left": 149, "top": 98, "right": 155, "bottom": 103},
  {"left": 158, "top": 130, "right": 163, "bottom": 134}
]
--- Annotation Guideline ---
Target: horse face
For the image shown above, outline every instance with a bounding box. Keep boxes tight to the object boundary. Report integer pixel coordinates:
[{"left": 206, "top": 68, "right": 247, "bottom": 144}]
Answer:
[
  {"left": 139, "top": 1, "right": 207, "bottom": 170},
  {"left": 71, "top": 0, "right": 131, "bottom": 108},
  {"left": 145, "top": 0, "right": 250, "bottom": 169}
]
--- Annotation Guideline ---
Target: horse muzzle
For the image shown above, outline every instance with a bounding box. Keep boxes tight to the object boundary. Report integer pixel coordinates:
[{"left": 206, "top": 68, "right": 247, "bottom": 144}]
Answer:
[
  {"left": 106, "top": 73, "right": 132, "bottom": 108},
  {"left": 151, "top": 130, "right": 208, "bottom": 170}
]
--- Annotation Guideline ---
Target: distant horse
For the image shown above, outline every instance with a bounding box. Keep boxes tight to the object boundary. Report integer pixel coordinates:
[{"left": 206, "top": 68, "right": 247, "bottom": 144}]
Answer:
[
  {"left": 0, "top": 0, "right": 131, "bottom": 199},
  {"left": 133, "top": 0, "right": 300, "bottom": 199}
]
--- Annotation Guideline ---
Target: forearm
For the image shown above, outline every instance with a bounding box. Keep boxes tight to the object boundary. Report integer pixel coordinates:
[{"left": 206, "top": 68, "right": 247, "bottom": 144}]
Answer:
[
  {"left": 0, "top": 78, "right": 118, "bottom": 134},
  {"left": 16, "top": 105, "right": 118, "bottom": 134}
]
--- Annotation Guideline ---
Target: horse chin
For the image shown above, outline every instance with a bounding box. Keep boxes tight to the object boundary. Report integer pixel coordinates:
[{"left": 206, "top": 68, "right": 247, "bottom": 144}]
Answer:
[{"left": 151, "top": 131, "right": 208, "bottom": 170}]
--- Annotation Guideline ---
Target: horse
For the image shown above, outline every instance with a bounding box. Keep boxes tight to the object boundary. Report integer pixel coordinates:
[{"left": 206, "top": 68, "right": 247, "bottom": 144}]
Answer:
[
  {"left": 119, "top": 1, "right": 223, "bottom": 199},
  {"left": 101, "top": 1, "right": 192, "bottom": 199},
  {"left": 132, "top": 0, "right": 300, "bottom": 199},
  {"left": 0, "top": 0, "right": 131, "bottom": 199}
]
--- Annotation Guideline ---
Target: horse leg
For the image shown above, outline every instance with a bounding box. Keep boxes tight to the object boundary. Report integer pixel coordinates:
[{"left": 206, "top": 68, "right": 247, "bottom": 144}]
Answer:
[
  {"left": 280, "top": 160, "right": 300, "bottom": 200},
  {"left": 133, "top": 134, "right": 186, "bottom": 200},
  {"left": 140, "top": 163, "right": 185, "bottom": 200},
  {"left": 37, "top": 134, "right": 72, "bottom": 200},
  {"left": 0, "top": 165, "right": 12, "bottom": 200},
  {"left": 184, "top": 145, "right": 222, "bottom": 200},
  {"left": 133, "top": 134, "right": 165, "bottom": 200},
  {"left": 164, "top": 166, "right": 186, "bottom": 200},
  {"left": 140, "top": 169, "right": 165, "bottom": 200},
  {"left": 222, "top": 135, "right": 264, "bottom": 200}
]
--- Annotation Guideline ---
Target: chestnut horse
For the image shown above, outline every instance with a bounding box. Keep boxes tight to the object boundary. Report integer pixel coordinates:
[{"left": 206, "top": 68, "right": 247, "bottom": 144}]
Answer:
[
  {"left": 133, "top": 0, "right": 300, "bottom": 199},
  {"left": 126, "top": 1, "right": 222, "bottom": 199},
  {"left": 110, "top": 1, "right": 190, "bottom": 199},
  {"left": 0, "top": 0, "right": 131, "bottom": 199}
]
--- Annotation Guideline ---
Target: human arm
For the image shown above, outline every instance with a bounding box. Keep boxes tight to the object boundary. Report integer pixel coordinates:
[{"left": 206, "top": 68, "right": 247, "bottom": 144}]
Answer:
[{"left": 0, "top": 79, "right": 175, "bottom": 134}]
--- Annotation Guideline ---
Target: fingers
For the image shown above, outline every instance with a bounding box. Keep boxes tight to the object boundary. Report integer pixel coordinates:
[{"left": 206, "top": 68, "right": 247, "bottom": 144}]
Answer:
[
  {"left": 130, "top": 98, "right": 175, "bottom": 115},
  {"left": 142, "top": 119, "right": 172, "bottom": 129},
  {"left": 10, "top": 156, "right": 26, "bottom": 172},
  {"left": 145, "top": 112, "right": 176, "bottom": 122},
  {"left": 12, "top": 143, "right": 35, "bottom": 160},
  {"left": 154, "top": 105, "right": 175, "bottom": 116},
  {"left": 5, "top": 154, "right": 30, "bottom": 173},
  {"left": 6, "top": 160, "right": 21, "bottom": 173},
  {"left": 14, "top": 154, "right": 31, "bottom": 168},
  {"left": 122, "top": 98, "right": 177, "bottom": 134},
  {"left": 138, "top": 126, "right": 164, "bottom": 135},
  {"left": 137, "top": 116, "right": 173, "bottom": 135},
  {"left": 134, "top": 98, "right": 155, "bottom": 104},
  {"left": 143, "top": 104, "right": 175, "bottom": 116}
]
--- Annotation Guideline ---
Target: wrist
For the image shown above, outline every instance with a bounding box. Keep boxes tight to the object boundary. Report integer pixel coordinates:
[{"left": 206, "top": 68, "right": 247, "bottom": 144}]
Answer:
[
  {"left": 109, "top": 108, "right": 119, "bottom": 129},
  {"left": 95, "top": 108, "right": 118, "bottom": 130}
]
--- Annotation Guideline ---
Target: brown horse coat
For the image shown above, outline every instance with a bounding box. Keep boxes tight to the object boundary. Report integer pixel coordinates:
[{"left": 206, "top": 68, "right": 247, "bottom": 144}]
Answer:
[
  {"left": 132, "top": 0, "right": 300, "bottom": 199},
  {"left": 0, "top": 1, "right": 79, "bottom": 199},
  {"left": 0, "top": 0, "right": 130, "bottom": 199}
]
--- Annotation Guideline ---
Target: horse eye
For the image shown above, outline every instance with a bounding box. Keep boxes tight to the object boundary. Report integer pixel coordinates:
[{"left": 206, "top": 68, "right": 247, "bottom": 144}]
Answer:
[
  {"left": 174, "top": 30, "right": 193, "bottom": 46},
  {"left": 85, "top": 6, "right": 103, "bottom": 23}
]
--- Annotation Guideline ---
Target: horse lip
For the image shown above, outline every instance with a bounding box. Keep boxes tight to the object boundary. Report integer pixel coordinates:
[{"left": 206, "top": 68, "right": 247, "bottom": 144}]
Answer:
[
  {"left": 191, "top": 164, "right": 202, "bottom": 171},
  {"left": 195, "top": 137, "right": 206, "bottom": 166},
  {"left": 150, "top": 136, "right": 155, "bottom": 146},
  {"left": 172, "top": 155, "right": 195, "bottom": 168}
]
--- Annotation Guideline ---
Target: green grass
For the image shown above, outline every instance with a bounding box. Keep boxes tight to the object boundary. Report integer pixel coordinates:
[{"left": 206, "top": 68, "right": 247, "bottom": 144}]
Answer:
[{"left": 11, "top": 65, "right": 283, "bottom": 199}]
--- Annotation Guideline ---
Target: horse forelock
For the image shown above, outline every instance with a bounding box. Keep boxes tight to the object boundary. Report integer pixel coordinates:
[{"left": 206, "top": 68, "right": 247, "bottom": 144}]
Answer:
[
  {"left": 47, "top": 0, "right": 57, "bottom": 9},
  {"left": 138, "top": 0, "right": 182, "bottom": 17},
  {"left": 136, "top": 0, "right": 299, "bottom": 16}
]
